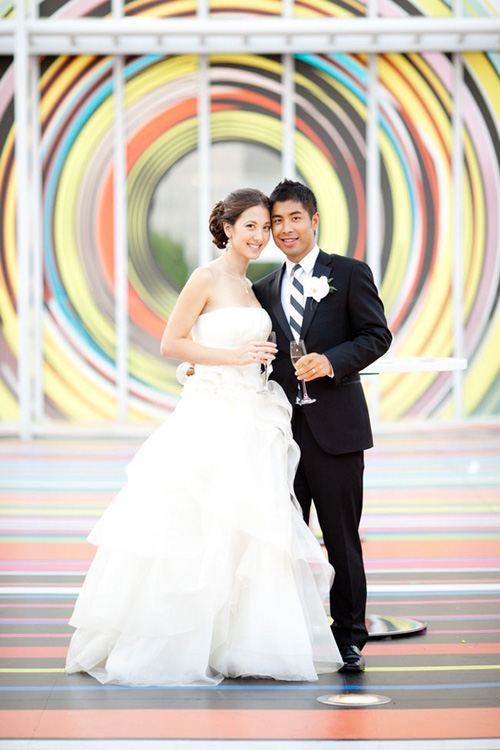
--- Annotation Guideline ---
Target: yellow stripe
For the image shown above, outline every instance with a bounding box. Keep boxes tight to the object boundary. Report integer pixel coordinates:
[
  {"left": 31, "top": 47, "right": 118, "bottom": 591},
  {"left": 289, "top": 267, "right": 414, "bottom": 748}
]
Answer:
[
  {"left": 40, "top": 57, "right": 97, "bottom": 124},
  {"left": 464, "top": 52, "right": 500, "bottom": 127},
  {"left": 377, "top": 120, "right": 412, "bottom": 313},
  {"left": 0, "top": 379, "right": 18, "bottom": 420},
  {"left": 209, "top": 53, "right": 282, "bottom": 77},
  {"left": 464, "top": 300, "right": 500, "bottom": 415},
  {"left": 125, "top": 0, "right": 195, "bottom": 16},
  {"left": 211, "top": 0, "right": 281, "bottom": 13},
  {"left": 414, "top": 0, "right": 452, "bottom": 16},
  {"left": 126, "top": 55, "right": 198, "bottom": 108},
  {"left": 294, "top": 0, "right": 364, "bottom": 18}
]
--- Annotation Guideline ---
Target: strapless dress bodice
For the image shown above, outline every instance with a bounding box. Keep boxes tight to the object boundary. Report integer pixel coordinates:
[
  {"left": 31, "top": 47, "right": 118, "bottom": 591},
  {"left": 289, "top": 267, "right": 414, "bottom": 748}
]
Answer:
[
  {"left": 187, "top": 307, "right": 272, "bottom": 395},
  {"left": 192, "top": 306, "right": 271, "bottom": 347}
]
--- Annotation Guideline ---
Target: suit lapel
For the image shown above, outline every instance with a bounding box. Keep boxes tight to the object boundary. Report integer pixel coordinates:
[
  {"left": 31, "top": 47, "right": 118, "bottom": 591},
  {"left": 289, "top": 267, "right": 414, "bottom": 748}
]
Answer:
[
  {"left": 300, "top": 250, "right": 334, "bottom": 340},
  {"left": 270, "top": 264, "right": 294, "bottom": 340}
]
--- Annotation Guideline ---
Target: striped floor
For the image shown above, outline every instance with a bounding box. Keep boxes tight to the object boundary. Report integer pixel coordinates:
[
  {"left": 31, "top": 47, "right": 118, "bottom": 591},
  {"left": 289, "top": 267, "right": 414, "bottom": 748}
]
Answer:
[{"left": 1, "top": 426, "right": 499, "bottom": 748}]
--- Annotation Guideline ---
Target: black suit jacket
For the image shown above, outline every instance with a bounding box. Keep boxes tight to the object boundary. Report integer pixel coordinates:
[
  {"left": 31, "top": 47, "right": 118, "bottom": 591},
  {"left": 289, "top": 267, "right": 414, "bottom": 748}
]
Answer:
[{"left": 253, "top": 250, "right": 392, "bottom": 455}]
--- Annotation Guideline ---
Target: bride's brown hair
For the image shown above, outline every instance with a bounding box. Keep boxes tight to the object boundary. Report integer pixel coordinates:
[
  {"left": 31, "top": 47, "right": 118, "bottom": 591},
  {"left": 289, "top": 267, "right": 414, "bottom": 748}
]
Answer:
[{"left": 209, "top": 188, "right": 271, "bottom": 249}]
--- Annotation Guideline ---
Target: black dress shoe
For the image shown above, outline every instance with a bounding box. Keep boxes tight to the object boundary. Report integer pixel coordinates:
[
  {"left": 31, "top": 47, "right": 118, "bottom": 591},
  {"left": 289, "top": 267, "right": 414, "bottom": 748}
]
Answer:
[{"left": 339, "top": 644, "right": 365, "bottom": 672}]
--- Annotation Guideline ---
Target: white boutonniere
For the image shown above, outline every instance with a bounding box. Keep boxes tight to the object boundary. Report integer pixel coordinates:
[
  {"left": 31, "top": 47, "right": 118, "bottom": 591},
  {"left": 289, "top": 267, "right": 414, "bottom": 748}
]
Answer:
[{"left": 304, "top": 275, "right": 337, "bottom": 302}]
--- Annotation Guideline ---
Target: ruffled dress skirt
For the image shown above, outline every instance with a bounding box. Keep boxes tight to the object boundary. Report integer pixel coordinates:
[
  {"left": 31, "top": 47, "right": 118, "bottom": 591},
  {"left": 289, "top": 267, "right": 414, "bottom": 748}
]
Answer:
[{"left": 65, "top": 307, "right": 342, "bottom": 685}]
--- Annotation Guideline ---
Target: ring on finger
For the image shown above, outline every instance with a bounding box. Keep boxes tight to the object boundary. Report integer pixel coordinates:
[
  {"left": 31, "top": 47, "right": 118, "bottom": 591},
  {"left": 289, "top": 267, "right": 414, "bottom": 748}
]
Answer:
[{"left": 312, "top": 368, "right": 316, "bottom": 374}]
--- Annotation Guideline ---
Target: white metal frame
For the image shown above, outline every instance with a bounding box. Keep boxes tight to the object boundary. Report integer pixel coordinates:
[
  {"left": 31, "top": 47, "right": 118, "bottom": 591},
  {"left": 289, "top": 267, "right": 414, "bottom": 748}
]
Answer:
[
  {"left": 2, "top": 16, "right": 500, "bottom": 55},
  {"left": 5, "top": 7, "right": 499, "bottom": 437}
]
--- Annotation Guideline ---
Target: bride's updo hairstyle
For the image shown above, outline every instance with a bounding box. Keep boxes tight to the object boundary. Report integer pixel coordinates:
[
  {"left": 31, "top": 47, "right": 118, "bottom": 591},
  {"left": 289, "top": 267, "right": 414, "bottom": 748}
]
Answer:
[{"left": 209, "top": 188, "right": 271, "bottom": 249}]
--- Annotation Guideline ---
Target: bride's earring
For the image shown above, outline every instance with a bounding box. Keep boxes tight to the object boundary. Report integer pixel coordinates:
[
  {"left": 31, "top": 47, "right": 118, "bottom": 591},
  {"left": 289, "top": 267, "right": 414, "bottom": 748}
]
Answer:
[{"left": 226, "top": 237, "right": 232, "bottom": 250}]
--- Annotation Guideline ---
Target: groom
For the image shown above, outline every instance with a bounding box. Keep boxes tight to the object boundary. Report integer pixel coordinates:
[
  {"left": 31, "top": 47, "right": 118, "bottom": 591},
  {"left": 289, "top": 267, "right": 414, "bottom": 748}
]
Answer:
[{"left": 253, "top": 180, "right": 392, "bottom": 672}]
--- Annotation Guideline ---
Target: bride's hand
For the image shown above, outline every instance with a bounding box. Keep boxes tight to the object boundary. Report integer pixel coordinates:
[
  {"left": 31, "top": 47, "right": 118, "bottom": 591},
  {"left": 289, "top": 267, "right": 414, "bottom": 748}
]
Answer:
[{"left": 233, "top": 340, "right": 277, "bottom": 366}]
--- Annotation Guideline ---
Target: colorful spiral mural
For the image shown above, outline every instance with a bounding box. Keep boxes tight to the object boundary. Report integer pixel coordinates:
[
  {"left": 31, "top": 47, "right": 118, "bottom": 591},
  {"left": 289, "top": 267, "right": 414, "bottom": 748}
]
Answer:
[{"left": 1, "top": 0, "right": 499, "bottom": 426}]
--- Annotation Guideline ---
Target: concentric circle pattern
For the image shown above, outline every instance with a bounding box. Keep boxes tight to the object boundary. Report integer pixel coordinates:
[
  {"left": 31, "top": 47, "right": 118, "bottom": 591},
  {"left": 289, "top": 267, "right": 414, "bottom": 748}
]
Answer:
[{"left": 0, "top": 0, "right": 499, "bottom": 425}]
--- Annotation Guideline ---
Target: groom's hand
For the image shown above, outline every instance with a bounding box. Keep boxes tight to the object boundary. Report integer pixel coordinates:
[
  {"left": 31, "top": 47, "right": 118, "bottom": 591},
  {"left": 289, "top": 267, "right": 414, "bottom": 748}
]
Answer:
[
  {"left": 295, "top": 353, "right": 334, "bottom": 381},
  {"left": 176, "top": 362, "right": 195, "bottom": 384}
]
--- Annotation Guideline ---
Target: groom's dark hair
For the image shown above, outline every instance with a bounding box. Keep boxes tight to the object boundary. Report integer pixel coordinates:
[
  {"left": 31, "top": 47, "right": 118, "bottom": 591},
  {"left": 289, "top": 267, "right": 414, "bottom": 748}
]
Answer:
[{"left": 269, "top": 179, "right": 318, "bottom": 218}]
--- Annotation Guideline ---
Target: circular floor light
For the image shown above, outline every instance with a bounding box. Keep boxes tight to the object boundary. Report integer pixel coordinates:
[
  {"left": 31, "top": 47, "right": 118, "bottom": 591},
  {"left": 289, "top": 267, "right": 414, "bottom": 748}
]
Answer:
[
  {"left": 317, "top": 693, "right": 391, "bottom": 707},
  {"left": 366, "top": 614, "right": 427, "bottom": 638}
]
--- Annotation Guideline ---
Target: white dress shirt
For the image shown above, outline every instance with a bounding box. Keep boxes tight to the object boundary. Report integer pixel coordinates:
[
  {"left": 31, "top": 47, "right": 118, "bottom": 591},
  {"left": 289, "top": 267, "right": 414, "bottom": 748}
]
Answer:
[
  {"left": 280, "top": 243, "right": 334, "bottom": 378},
  {"left": 280, "top": 244, "right": 320, "bottom": 324}
]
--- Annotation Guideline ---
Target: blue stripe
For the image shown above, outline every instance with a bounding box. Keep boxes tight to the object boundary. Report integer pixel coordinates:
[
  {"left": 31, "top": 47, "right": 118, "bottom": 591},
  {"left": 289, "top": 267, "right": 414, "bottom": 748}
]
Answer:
[
  {"left": 290, "top": 296, "right": 304, "bottom": 315},
  {"left": 0, "top": 682, "right": 498, "bottom": 692}
]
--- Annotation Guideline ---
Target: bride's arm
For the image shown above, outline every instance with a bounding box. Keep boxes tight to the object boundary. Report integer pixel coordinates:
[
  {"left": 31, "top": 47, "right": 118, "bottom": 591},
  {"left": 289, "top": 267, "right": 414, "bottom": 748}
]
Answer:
[{"left": 160, "top": 268, "right": 275, "bottom": 367}]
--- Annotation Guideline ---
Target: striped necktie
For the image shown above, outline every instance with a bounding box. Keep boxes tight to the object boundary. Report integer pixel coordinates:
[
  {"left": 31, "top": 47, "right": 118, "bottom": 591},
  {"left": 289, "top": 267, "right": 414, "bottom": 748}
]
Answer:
[{"left": 289, "top": 263, "right": 304, "bottom": 341}]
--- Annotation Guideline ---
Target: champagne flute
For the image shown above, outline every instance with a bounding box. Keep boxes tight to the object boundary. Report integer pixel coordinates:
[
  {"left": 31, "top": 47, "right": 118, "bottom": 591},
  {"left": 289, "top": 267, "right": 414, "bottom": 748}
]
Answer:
[
  {"left": 290, "top": 340, "right": 316, "bottom": 405},
  {"left": 257, "top": 331, "right": 277, "bottom": 394}
]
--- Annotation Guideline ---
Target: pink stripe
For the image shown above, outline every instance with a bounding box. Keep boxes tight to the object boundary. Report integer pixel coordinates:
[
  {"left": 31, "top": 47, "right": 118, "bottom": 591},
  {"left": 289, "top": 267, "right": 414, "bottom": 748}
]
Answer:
[
  {"left": 2, "top": 630, "right": 499, "bottom": 637},
  {"left": 367, "top": 579, "right": 500, "bottom": 584},
  {"left": 0, "top": 618, "right": 68, "bottom": 622},
  {"left": 367, "top": 599, "right": 500, "bottom": 605},
  {"left": 0, "top": 564, "right": 89, "bottom": 571},
  {"left": 0, "top": 604, "right": 73, "bottom": 608},
  {"left": 407, "top": 614, "right": 499, "bottom": 620},
  {"left": 3, "top": 531, "right": 89, "bottom": 535},
  {"left": 365, "top": 562, "right": 500, "bottom": 570},
  {"left": 367, "top": 557, "right": 500, "bottom": 562},
  {"left": 431, "top": 629, "right": 500, "bottom": 634}
]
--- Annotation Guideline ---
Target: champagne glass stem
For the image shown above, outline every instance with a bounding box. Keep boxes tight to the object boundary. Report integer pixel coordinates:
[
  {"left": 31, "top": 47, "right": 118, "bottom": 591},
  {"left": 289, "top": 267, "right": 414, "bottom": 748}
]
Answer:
[{"left": 300, "top": 378, "right": 311, "bottom": 402}]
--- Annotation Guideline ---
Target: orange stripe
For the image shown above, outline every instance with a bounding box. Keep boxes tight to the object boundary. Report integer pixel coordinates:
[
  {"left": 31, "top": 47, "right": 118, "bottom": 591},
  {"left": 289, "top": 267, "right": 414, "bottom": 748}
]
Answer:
[
  {"left": 1, "top": 645, "right": 499, "bottom": 659},
  {"left": 0, "top": 647, "right": 67, "bottom": 658},
  {"left": 362, "top": 539, "right": 500, "bottom": 558},
  {"left": 0, "top": 708, "right": 499, "bottom": 739},
  {"left": 1, "top": 542, "right": 96, "bottom": 560},
  {"left": 3, "top": 538, "right": 499, "bottom": 562}
]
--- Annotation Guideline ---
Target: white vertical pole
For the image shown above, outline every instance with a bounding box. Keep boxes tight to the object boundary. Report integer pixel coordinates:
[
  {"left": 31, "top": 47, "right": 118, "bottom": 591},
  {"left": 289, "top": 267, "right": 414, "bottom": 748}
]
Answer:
[
  {"left": 197, "top": 0, "right": 210, "bottom": 266},
  {"left": 366, "top": 54, "right": 381, "bottom": 289},
  {"left": 282, "top": 54, "right": 296, "bottom": 181},
  {"left": 197, "top": 54, "right": 211, "bottom": 266},
  {"left": 282, "top": 0, "right": 295, "bottom": 181},
  {"left": 452, "top": 0, "right": 464, "bottom": 418},
  {"left": 197, "top": 0, "right": 209, "bottom": 18},
  {"left": 366, "top": 0, "right": 380, "bottom": 285},
  {"left": 366, "top": 0, "right": 381, "bottom": 420},
  {"left": 30, "top": 55, "right": 44, "bottom": 426},
  {"left": 14, "top": 0, "right": 32, "bottom": 439},
  {"left": 113, "top": 0, "right": 128, "bottom": 422}
]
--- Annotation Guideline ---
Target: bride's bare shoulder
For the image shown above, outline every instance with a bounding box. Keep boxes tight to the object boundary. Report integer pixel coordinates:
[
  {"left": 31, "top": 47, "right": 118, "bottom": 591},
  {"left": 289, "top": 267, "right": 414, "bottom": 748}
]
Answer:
[
  {"left": 186, "top": 264, "right": 217, "bottom": 287},
  {"left": 190, "top": 260, "right": 224, "bottom": 284}
]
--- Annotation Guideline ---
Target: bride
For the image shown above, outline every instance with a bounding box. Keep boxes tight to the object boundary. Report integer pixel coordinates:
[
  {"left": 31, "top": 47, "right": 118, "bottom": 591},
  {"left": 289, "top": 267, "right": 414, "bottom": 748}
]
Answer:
[{"left": 65, "top": 188, "right": 342, "bottom": 686}]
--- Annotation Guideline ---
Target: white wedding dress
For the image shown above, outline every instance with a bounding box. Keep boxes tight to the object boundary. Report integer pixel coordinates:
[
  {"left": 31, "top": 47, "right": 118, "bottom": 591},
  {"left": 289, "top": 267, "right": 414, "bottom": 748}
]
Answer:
[{"left": 66, "top": 307, "right": 342, "bottom": 685}]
